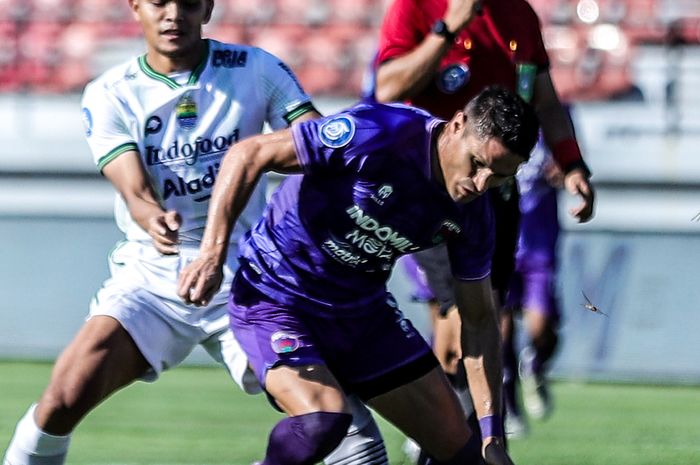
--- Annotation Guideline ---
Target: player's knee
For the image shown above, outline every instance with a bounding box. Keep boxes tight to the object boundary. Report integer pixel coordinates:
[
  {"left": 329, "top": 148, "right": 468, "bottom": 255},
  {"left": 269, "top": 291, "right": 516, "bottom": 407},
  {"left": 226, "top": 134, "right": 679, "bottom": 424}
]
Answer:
[{"left": 267, "top": 412, "right": 352, "bottom": 465}]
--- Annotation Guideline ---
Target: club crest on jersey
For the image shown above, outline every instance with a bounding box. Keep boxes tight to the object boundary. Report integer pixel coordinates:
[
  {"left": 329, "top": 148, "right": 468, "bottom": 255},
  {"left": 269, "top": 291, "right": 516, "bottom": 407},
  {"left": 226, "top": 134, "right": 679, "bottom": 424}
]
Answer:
[
  {"left": 271, "top": 332, "right": 301, "bottom": 354},
  {"left": 319, "top": 116, "right": 355, "bottom": 148},
  {"left": 145, "top": 116, "right": 162, "bottom": 135},
  {"left": 176, "top": 93, "right": 197, "bottom": 131},
  {"left": 81, "top": 108, "right": 93, "bottom": 137},
  {"left": 437, "top": 64, "right": 470, "bottom": 94}
]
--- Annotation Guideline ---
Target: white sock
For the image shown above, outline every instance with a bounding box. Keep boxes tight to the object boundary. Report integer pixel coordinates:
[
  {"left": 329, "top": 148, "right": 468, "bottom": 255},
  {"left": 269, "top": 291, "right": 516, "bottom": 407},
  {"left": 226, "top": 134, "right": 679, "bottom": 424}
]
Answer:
[{"left": 3, "top": 404, "right": 71, "bottom": 465}]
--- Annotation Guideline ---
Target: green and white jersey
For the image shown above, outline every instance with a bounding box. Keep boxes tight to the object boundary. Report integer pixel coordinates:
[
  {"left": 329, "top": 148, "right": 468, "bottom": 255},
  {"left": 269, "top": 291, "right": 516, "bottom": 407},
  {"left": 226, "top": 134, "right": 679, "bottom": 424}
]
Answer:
[{"left": 81, "top": 39, "right": 314, "bottom": 245}]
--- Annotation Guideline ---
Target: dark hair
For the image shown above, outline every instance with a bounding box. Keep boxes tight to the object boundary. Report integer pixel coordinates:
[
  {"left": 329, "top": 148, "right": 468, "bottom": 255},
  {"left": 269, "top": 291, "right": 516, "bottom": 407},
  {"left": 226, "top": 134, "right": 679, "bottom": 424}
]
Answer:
[{"left": 464, "top": 85, "right": 540, "bottom": 159}]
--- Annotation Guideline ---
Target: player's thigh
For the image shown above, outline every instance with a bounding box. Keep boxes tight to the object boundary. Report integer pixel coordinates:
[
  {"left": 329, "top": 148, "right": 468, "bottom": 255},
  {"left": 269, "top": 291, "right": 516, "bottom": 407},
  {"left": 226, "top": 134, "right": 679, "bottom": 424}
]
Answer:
[
  {"left": 367, "top": 366, "right": 470, "bottom": 460},
  {"left": 48, "top": 315, "right": 149, "bottom": 402},
  {"left": 266, "top": 364, "right": 348, "bottom": 416}
]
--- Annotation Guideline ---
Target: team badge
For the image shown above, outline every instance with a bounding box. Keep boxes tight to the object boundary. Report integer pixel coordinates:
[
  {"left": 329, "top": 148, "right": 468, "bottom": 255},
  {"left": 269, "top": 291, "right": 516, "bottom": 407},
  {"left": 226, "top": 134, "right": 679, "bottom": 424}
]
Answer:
[
  {"left": 81, "top": 108, "right": 93, "bottom": 137},
  {"left": 271, "top": 332, "right": 301, "bottom": 354},
  {"left": 437, "top": 64, "right": 470, "bottom": 94},
  {"left": 145, "top": 116, "right": 162, "bottom": 135},
  {"left": 319, "top": 116, "right": 355, "bottom": 148},
  {"left": 175, "top": 93, "right": 197, "bottom": 131}
]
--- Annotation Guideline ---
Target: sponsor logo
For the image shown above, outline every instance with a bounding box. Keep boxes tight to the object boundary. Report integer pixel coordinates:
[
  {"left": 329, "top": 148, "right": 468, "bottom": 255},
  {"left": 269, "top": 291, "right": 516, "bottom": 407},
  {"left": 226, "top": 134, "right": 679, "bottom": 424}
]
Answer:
[
  {"left": 322, "top": 238, "right": 367, "bottom": 267},
  {"left": 145, "top": 116, "right": 162, "bottom": 135},
  {"left": 162, "top": 163, "right": 219, "bottom": 202},
  {"left": 81, "top": 108, "right": 93, "bottom": 137},
  {"left": 271, "top": 332, "right": 301, "bottom": 354},
  {"left": 212, "top": 49, "right": 248, "bottom": 68},
  {"left": 145, "top": 130, "right": 239, "bottom": 166},
  {"left": 371, "top": 184, "right": 393, "bottom": 205},
  {"left": 432, "top": 219, "right": 462, "bottom": 244},
  {"left": 345, "top": 205, "right": 418, "bottom": 253},
  {"left": 437, "top": 64, "right": 470, "bottom": 94},
  {"left": 319, "top": 116, "right": 355, "bottom": 148},
  {"left": 176, "top": 93, "right": 197, "bottom": 130}
]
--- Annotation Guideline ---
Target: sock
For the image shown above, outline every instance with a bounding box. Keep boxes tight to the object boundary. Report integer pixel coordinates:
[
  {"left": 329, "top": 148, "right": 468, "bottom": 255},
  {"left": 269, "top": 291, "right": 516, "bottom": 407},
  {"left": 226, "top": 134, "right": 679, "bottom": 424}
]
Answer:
[
  {"left": 323, "top": 413, "right": 387, "bottom": 465},
  {"left": 3, "top": 404, "right": 71, "bottom": 465},
  {"left": 262, "top": 412, "right": 352, "bottom": 465}
]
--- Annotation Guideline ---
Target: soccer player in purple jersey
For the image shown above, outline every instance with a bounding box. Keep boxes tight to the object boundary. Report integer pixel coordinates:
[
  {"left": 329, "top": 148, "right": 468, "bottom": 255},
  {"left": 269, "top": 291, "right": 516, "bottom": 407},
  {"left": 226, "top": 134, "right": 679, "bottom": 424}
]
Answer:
[{"left": 178, "top": 86, "right": 539, "bottom": 465}]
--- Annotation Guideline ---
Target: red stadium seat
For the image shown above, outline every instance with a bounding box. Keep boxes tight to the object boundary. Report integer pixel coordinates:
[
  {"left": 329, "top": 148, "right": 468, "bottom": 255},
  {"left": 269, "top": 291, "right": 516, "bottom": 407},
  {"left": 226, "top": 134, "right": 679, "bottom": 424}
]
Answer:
[
  {"left": 248, "top": 25, "right": 307, "bottom": 70},
  {"left": 204, "top": 24, "right": 246, "bottom": 45},
  {"left": 223, "top": 0, "right": 276, "bottom": 25},
  {"left": 30, "top": 0, "right": 75, "bottom": 22}
]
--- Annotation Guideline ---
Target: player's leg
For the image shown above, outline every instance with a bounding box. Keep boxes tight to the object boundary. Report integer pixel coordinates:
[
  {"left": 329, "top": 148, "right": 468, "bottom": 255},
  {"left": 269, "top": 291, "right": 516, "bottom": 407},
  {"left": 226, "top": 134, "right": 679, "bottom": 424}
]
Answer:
[
  {"left": 516, "top": 187, "right": 561, "bottom": 420},
  {"left": 367, "top": 367, "right": 480, "bottom": 464},
  {"left": 3, "top": 316, "right": 150, "bottom": 465},
  {"left": 203, "top": 311, "right": 389, "bottom": 465}
]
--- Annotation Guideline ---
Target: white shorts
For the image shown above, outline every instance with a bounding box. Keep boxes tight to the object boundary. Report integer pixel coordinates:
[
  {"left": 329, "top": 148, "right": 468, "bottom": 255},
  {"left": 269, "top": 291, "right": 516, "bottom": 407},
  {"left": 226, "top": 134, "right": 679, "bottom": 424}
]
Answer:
[{"left": 89, "top": 240, "right": 261, "bottom": 394}]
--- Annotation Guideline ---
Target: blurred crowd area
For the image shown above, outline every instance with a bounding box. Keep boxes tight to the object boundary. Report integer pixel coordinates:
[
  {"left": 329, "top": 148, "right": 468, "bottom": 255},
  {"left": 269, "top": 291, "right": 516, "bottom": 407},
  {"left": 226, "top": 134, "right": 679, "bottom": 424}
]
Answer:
[{"left": 0, "top": 0, "right": 699, "bottom": 98}]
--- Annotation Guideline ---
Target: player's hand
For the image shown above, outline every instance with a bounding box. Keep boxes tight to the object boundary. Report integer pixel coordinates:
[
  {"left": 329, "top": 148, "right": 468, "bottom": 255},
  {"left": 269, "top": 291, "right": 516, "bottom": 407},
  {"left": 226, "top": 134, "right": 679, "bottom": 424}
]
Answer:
[
  {"left": 564, "top": 168, "right": 595, "bottom": 223},
  {"left": 444, "top": 0, "right": 482, "bottom": 33},
  {"left": 147, "top": 210, "right": 182, "bottom": 255},
  {"left": 483, "top": 437, "right": 516, "bottom": 465},
  {"left": 177, "top": 254, "right": 223, "bottom": 307}
]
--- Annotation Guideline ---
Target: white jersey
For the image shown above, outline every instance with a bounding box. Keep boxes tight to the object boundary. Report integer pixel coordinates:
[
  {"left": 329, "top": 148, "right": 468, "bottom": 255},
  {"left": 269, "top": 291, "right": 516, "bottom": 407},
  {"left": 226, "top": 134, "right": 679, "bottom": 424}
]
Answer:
[{"left": 81, "top": 39, "right": 314, "bottom": 244}]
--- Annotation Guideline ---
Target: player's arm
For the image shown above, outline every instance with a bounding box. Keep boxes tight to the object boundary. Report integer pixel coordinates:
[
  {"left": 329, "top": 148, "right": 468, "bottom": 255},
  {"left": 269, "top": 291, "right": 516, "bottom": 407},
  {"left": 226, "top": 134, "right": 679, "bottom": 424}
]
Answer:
[
  {"left": 533, "top": 71, "right": 595, "bottom": 222},
  {"left": 102, "top": 151, "right": 181, "bottom": 254},
  {"left": 177, "top": 129, "right": 301, "bottom": 306},
  {"left": 453, "top": 276, "right": 513, "bottom": 465},
  {"left": 375, "top": 0, "right": 481, "bottom": 102}
]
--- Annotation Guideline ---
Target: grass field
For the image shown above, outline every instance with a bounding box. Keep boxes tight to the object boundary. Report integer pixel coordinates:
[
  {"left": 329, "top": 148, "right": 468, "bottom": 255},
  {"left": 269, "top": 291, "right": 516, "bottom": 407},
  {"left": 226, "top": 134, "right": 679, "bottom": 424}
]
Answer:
[{"left": 1, "top": 361, "right": 699, "bottom": 465}]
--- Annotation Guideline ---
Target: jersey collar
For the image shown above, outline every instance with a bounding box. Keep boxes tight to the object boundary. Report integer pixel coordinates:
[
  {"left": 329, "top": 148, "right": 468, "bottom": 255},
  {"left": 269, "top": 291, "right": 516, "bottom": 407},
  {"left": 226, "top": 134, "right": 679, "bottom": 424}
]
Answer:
[{"left": 138, "top": 39, "right": 210, "bottom": 89}]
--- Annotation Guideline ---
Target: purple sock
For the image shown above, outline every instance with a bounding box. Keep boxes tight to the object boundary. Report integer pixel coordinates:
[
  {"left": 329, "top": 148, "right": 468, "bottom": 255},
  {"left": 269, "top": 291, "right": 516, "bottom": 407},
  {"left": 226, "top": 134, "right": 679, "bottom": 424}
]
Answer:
[{"left": 261, "top": 412, "right": 352, "bottom": 465}]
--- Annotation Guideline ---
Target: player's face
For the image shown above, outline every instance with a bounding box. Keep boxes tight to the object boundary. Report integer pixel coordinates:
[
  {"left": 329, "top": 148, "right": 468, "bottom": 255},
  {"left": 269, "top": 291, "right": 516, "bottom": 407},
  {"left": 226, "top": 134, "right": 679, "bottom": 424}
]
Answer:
[
  {"left": 439, "top": 116, "right": 525, "bottom": 204},
  {"left": 130, "top": 0, "right": 212, "bottom": 61}
]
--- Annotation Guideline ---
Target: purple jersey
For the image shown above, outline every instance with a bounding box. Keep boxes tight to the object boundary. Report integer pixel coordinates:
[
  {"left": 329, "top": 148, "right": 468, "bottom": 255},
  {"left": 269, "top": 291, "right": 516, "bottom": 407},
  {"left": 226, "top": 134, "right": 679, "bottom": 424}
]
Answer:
[{"left": 237, "top": 103, "right": 494, "bottom": 316}]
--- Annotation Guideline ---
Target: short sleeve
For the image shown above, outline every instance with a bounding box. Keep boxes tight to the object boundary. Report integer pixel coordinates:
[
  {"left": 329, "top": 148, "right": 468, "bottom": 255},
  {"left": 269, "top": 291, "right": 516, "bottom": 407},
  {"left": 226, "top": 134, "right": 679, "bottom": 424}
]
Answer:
[
  {"left": 291, "top": 108, "right": 398, "bottom": 177},
  {"left": 255, "top": 48, "right": 315, "bottom": 130},
  {"left": 448, "top": 195, "right": 495, "bottom": 281},
  {"left": 376, "top": 0, "right": 426, "bottom": 64},
  {"left": 81, "top": 81, "right": 138, "bottom": 172}
]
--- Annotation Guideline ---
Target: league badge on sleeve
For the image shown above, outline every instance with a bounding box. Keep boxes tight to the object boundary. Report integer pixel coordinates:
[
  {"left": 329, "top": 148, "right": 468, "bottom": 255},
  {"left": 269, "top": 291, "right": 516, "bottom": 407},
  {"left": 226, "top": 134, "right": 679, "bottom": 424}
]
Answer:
[
  {"left": 81, "top": 107, "right": 93, "bottom": 137},
  {"left": 319, "top": 115, "right": 355, "bottom": 148},
  {"left": 437, "top": 64, "right": 470, "bottom": 94}
]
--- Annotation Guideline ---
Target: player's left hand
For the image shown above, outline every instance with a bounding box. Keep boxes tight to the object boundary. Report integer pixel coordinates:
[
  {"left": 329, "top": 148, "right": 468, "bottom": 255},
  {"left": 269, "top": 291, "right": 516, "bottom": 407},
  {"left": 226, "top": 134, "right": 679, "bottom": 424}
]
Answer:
[
  {"left": 483, "top": 437, "right": 516, "bottom": 465},
  {"left": 177, "top": 254, "right": 224, "bottom": 307},
  {"left": 564, "top": 168, "right": 594, "bottom": 223}
]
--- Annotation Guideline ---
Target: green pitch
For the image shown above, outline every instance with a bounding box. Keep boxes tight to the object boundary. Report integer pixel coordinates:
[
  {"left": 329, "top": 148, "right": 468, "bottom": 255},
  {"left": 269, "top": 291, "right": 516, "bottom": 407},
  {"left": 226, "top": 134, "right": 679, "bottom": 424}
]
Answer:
[{"left": 1, "top": 361, "right": 699, "bottom": 465}]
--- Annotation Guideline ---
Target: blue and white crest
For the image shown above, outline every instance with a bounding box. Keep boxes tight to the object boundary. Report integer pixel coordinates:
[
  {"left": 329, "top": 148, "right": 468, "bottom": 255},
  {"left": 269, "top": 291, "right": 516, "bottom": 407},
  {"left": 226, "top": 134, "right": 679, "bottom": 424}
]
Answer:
[
  {"left": 319, "top": 116, "right": 355, "bottom": 148},
  {"left": 437, "top": 64, "right": 470, "bottom": 94},
  {"left": 81, "top": 107, "right": 93, "bottom": 137}
]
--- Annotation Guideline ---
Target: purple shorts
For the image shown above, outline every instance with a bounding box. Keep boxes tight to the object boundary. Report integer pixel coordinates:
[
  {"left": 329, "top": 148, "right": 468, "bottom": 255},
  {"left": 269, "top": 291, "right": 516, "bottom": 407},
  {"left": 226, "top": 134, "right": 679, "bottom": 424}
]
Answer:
[
  {"left": 505, "top": 188, "right": 560, "bottom": 319},
  {"left": 228, "top": 273, "right": 437, "bottom": 400}
]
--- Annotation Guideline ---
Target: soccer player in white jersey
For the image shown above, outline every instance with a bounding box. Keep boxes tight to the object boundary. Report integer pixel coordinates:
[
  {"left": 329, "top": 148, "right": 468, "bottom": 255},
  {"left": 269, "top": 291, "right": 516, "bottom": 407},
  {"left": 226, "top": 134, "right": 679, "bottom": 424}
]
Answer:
[{"left": 2, "top": 2, "right": 387, "bottom": 464}]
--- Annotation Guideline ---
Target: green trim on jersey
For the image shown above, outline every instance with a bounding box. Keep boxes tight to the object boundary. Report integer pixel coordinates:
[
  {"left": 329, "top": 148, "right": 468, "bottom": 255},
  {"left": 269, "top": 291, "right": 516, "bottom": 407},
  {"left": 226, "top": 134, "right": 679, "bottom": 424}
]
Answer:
[
  {"left": 284, "top": 102, "right": 317, "bottom": 124},
  {"left": 138, "top": 40, "right": 210, "bottom": 89},
  {"left": 97, "top": 142, "right": 139, "bottom": 171}
]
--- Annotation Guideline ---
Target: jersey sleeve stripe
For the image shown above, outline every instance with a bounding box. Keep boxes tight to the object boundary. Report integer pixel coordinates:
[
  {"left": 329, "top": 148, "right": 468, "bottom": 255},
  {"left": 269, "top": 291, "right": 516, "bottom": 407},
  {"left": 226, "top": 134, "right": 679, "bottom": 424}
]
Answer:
[
  {"left": 97, "top": 142, "right": 139, "bottom": 171},
  {"left": 284, "top": 102, "right": 317, "bottom": 125}
]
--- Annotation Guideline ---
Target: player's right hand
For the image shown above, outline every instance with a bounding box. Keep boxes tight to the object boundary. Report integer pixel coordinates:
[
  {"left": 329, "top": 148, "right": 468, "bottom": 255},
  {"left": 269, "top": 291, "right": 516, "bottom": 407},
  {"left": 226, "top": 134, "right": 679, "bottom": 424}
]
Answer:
[
  {"left": 483, "top": 438, "right": 516, "bottom": 465},
  {"left": 147, "top": 210, "right": 181, "bottom": 255},
  {"left": 177, "top": 254, "right": 223, "bottom": 307},
  {"left": 444, "top": 0, "right": 482, "bottom": 32}
]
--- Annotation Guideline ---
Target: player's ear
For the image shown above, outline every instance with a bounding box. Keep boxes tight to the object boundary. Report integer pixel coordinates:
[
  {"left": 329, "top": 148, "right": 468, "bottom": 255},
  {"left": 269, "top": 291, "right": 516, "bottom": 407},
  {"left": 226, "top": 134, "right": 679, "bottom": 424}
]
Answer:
[
  {"left": 202, "top": 0, "right": 214, "bottom": 24},
  {"left": 449, "top": 110, "right": 467, "bottom": 136},
  {"left": 128, "top": 0, "right": 139, "bottom": 20}
]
